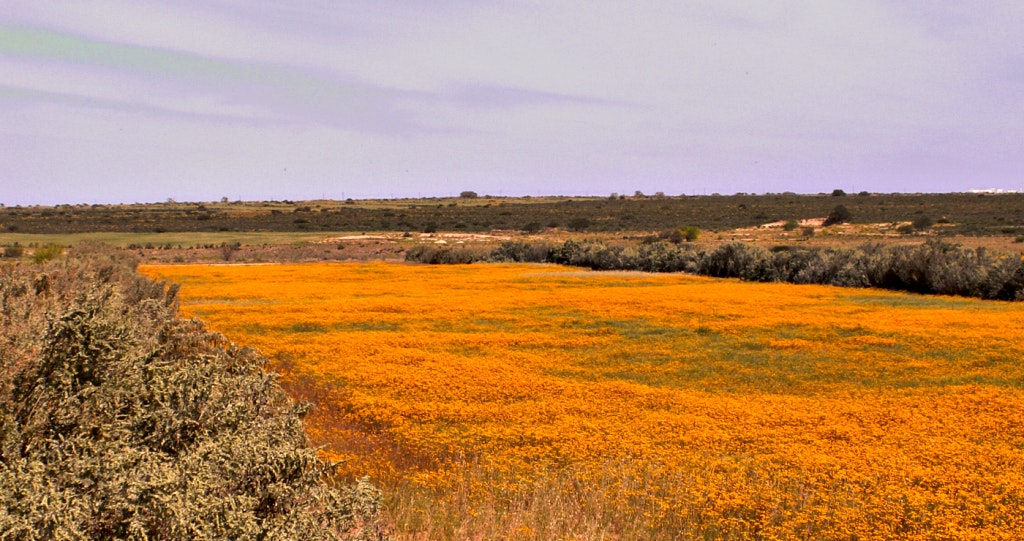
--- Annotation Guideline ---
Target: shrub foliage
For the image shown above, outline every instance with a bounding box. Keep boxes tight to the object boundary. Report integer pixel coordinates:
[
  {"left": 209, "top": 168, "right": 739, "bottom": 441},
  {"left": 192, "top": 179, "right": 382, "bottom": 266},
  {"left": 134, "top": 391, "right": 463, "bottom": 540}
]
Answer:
[
  {"left": 0, "top": 244, "right": 387, "bottom": 539},
  {"left": 407, "top": 238, "right": 1024, "bottom": 301},
  {"left": 822, "top": 204, "right": 852, "bottom": 226}
]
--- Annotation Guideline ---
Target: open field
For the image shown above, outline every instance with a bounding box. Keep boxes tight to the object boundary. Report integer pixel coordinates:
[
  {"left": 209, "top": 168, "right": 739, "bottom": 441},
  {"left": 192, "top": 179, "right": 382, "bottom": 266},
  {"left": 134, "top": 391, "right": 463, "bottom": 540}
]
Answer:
[{"left": 141, "top": 261, "right": 1024, "bottom": 540}]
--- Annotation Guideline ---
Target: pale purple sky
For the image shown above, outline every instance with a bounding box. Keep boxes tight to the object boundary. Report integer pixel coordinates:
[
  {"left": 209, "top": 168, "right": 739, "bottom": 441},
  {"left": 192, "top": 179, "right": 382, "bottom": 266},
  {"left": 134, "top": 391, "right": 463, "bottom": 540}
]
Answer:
[{"left": 2, "top": 1, "right": 1023, "bottom": 205}]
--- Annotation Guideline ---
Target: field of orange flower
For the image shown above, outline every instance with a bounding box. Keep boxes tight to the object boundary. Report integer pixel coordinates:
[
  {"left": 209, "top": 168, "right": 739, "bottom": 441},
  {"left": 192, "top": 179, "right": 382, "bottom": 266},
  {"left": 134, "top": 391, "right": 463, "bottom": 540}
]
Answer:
[{"left": 140, "top": 262, "right": 1024, "bottom": 540}]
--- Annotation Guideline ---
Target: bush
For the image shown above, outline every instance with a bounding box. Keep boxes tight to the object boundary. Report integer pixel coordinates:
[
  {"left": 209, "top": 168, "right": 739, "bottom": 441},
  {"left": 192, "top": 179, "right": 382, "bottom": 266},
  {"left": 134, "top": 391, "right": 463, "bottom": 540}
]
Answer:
[
  {"left": 521, "top": 222, "right": 543, "bottom": 234},
  {"left": 635, "top": 242, "right": 699, "bottom": 273},
  {"left": 413, "top": 237, "right": 1024, "bottom": 302},
  {"left": 567, "top": 218, "right": 592, "bottom": 232},
  {"left": 220, "top": 241, "right": 241, "bottom": 261},
  {"left": 459, "top": 191, "right": 478, "bottom": 199},
  {"left": 0, "top": 247, "right": 388, "bottom": 539},
  {"left": 790, "top": 248, "right": 868, "bottom": 287},
  {"left": 699, "top": 242, "right": 766, "bottom": 279},
  {"left": 405, "top": 244, "right": 487, "bottom": 264},
  {"left": 660, "top": 229, "right": 684, "bottom": 244},
  {"left": 860, "top": 240, "right": 1003, "bottom": 298},
  {"left": 831, "top": 189, "right": 847, "bottom": 197},
  {"left": 782, "top": 220, "right": 799, "bottom": 231},
  {"left": 31, "top": 243, "right": 64, "bottom": 263},
  {"left": 550, "top": 240, "right": 582, "bottom": 265},
  {"left": 823, "top": 205, "right": 852, "bottom": 226},
  {"left": 660, "top": 226, "right": 698, "bottom": 244},
  {"left": 491, "top": 241, "right": 552, "bottom": 263},
  {"left": 2, "top": 244, "right": 23, "bottom": 258},
  {"left": 912, "top": 216, "right": 933, "bottom": 230}
]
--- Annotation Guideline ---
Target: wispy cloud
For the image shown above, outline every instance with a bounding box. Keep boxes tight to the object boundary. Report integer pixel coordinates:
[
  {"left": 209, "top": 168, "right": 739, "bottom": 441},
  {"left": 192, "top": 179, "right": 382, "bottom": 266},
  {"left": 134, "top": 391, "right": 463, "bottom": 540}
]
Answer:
[
  {"left": 448, "top": 83, "right": 632, "bottom": 109},
  {"left": 1, "top": 25, "right": 441, "bottom": 134},
  {"left": 0, "top": 84, "right": 270, "bottom": 126}
]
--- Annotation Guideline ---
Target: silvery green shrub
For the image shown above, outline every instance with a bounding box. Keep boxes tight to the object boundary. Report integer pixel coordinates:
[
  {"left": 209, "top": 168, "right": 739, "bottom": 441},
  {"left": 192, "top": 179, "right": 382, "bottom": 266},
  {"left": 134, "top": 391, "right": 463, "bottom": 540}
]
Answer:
[{"left": 0, "top": 245, "right": 387, "bottom": 540}]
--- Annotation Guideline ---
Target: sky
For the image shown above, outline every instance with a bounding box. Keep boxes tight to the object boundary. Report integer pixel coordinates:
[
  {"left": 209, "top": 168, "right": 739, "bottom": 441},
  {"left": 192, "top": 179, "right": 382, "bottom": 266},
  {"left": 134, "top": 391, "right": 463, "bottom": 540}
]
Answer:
[{"left": 2, "top": 1, "right": 1023, "bottom": 205}]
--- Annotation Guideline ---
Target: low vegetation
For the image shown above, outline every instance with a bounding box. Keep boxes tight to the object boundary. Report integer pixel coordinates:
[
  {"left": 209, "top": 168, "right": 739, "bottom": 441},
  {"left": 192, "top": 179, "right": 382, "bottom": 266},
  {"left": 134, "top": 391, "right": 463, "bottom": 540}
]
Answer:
[
  {"left": 3, "top": 192, "right": 1023, "bottom": 236},
  {"left": 143, "top": 262, "right": 1024, "bottom": 540},
  {"left": 407, "top": 238, "right": 1024, "bottom": 301},
  {"left": 4, "top": 191, "right": 1024, "bottom": 539},
  {"left": 0, "top": 244, "right": 387, "bottom": 539}
]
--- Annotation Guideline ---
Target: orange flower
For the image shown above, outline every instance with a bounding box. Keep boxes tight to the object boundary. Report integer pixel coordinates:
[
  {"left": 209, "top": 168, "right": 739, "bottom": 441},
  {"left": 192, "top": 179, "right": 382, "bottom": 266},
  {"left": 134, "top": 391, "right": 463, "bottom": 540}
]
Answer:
[{"left": 141, "top": 262, "right": 1024, "bottom": 538}]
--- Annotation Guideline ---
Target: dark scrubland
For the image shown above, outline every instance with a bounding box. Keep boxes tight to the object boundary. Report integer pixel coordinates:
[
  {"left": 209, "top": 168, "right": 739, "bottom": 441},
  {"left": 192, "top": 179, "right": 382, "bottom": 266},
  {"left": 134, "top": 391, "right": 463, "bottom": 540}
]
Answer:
[{"left": 3, "top": 192, "right": 1023, "bottom": 236}]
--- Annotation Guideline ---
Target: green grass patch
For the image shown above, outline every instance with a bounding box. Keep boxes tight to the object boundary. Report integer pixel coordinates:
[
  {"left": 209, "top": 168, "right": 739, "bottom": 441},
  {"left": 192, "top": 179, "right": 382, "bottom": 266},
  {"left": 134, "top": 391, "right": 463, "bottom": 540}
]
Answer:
[
  {"left": 845, "top": 293, "right": 983, "bottom": 311},
  {"left": 331, "top": 321, "right": 403, "bottom": 332},
  {"left": 286, "top": 322, "right": 328, "bottom": 333}
]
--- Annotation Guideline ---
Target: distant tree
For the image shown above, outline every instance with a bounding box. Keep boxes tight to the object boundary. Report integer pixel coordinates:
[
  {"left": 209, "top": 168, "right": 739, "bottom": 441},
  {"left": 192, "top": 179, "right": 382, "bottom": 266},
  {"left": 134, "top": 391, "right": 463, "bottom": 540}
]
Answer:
[
  {"left": 661, "top": 226, "right": 701, "bottom": 243},
  {"left": 567, "top": 217, "right": 591, "bottom": 231},
  {"left": 831, "top": 189, "right": 847, "bottom": 197},
  {"left": 661, "top": 229, "right": 683, "bottom": 244},
  {"left": 823, "top": 205, "right": 852, "bottom": 226},
  {"left": 522, "top": 222, "right": 543, "bottom": 234},
  {"left": 912, "top": 216, "right": 933, "bottom": 231},
  {"left": 459, "top": 191, "right": 478, "bottom": 199}
]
